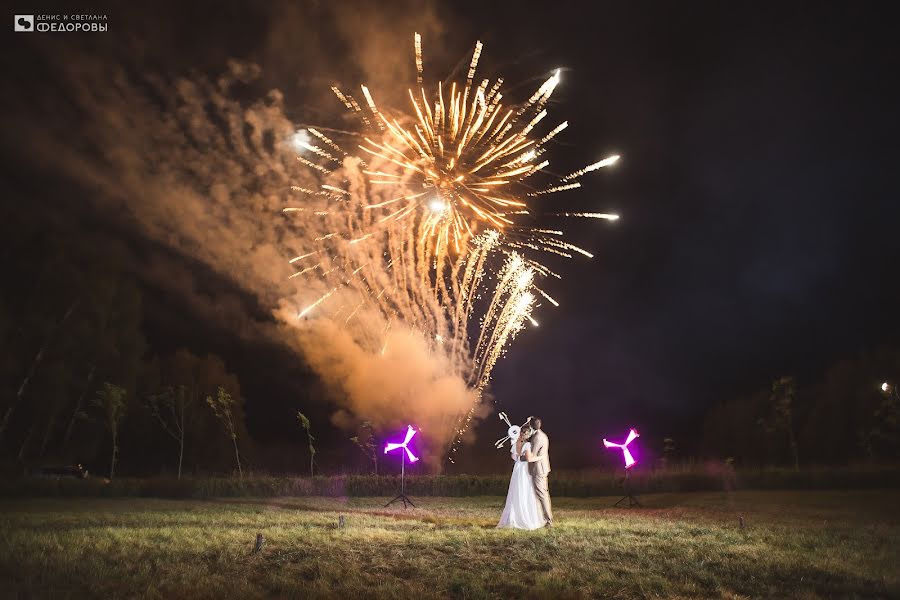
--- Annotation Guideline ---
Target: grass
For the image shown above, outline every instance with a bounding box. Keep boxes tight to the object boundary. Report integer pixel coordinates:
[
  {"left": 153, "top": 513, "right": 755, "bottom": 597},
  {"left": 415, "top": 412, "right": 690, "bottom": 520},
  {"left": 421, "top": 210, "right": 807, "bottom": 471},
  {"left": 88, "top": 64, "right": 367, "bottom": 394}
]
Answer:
[{"left": 0, "top": 490, "right": 897, "bottom": 599}]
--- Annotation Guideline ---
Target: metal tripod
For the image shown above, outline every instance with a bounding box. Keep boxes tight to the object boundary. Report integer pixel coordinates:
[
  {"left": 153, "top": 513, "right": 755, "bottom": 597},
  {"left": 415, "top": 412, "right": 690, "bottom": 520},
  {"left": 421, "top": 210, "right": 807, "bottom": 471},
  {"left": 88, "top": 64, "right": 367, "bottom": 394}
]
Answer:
[
  {"left": 613, "top": 468, "right": 641, "bottom": 508},
  {"left": 384, "top": 449, "right": 415, "bottom": 508}
]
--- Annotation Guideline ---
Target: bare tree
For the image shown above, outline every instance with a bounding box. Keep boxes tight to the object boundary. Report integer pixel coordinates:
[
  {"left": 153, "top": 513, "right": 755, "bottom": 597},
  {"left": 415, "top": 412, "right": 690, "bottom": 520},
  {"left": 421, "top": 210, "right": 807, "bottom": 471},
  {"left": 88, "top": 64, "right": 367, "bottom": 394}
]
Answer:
[
  {"left": 63, "top": 277, "right": 143, "bottom": 453},
  {"left": 93, "top": 382, "right": 127, "bottom": 478},
  {"left": 61, "top": 365, "right": 95, "bottom": 450},
  {"left": 0, "top": 299, "right": 79, "bottom": 442},
  {"left": 207, "top": 386, "right": 242, "bottom": 479},
  {"left": 297, "top": 411, "right": 316, "bottom": 477},
  {"left": 147, "top": 385, "right": 191, "bottom": 479}
]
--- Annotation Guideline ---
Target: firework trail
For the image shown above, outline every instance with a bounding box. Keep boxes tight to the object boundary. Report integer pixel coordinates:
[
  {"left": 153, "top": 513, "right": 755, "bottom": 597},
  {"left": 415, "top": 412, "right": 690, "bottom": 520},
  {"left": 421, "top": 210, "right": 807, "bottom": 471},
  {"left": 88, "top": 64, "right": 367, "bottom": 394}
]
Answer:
[{"left": 286, "top": 35, "right": 619, "bottom": 461}]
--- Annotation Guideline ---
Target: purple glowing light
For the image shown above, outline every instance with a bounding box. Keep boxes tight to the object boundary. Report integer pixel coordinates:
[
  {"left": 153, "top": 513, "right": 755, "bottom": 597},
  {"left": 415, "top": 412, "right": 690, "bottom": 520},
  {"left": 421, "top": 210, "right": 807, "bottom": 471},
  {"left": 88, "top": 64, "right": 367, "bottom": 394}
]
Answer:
[
  {"left": 603, "top": 428, "right": 640, "bottom": 469},
  {"left": 384, "top": 425, "right": 419, "bottom": 463}
]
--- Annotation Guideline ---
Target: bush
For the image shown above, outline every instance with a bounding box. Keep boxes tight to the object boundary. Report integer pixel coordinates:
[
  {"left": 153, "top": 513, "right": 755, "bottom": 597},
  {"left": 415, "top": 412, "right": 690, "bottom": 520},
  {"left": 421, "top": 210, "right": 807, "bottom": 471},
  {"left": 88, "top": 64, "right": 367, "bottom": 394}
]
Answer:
[{"left": 1, "top": 464, "right": 897, "bottom": 499}]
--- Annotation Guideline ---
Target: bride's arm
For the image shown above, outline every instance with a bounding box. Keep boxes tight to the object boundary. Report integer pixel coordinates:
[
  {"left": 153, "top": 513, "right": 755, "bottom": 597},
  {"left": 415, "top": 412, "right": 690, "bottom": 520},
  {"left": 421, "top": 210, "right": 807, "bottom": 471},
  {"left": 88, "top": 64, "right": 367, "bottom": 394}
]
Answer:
[{"left": 512, "top": 439, "right": 524, "bottom": 460}]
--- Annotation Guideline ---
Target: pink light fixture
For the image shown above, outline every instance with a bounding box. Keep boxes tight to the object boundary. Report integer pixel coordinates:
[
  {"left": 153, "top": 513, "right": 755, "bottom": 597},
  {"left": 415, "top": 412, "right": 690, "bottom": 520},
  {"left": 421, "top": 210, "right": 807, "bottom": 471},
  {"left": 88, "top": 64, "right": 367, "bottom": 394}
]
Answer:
[
  {"left": 603, "top": 428, "right": 640, "bottom": 469},
  {"left": 384, "top": 425, "right": 419, "bottom": 463},
  {"left": 384, "top": 425, "right": 419, "bottom": 509}
]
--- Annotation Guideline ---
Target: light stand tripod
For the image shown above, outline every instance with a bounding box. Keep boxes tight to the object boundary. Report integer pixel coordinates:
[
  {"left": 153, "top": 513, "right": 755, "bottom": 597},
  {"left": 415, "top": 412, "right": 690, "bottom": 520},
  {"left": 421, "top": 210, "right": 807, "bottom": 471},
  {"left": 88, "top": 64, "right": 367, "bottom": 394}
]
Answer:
[
  {"left": 384, "top": 449, "right": 415, "bottom": 508},
  {"left": 613, "top": 468, "right": 641, "bottom": 508}
]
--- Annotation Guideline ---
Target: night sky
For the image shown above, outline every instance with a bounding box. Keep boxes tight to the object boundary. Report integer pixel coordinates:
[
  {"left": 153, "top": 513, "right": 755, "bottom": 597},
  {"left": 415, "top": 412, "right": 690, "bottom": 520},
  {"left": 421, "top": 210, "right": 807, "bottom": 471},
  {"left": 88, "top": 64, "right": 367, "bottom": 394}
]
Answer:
[{"left": 2, "top": 1, "right": 898, "bottom": 470}]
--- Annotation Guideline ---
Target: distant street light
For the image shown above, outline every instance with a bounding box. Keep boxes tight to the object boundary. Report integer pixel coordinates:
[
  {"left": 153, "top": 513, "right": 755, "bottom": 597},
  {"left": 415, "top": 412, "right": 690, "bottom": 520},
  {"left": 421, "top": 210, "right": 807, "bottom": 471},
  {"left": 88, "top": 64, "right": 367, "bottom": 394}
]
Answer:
[{"left": 882, "top": 382, "right": 891, "bottom": 393}]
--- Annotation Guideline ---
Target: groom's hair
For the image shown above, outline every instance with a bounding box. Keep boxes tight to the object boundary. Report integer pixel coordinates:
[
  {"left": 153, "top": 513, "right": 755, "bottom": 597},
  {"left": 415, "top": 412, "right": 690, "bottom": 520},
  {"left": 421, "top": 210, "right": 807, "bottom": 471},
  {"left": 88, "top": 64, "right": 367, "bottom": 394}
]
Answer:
[{"left": 532, "top": 417, "right": 542, "bottom": 430}]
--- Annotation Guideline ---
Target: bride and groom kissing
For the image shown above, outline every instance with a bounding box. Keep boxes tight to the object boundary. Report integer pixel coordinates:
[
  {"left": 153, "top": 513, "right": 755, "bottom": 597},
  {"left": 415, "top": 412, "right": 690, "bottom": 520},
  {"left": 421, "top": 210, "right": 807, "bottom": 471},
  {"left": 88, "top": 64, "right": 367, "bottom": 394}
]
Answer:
[{"left": 497, "top": 417, "right": 553, "bottom": 530}]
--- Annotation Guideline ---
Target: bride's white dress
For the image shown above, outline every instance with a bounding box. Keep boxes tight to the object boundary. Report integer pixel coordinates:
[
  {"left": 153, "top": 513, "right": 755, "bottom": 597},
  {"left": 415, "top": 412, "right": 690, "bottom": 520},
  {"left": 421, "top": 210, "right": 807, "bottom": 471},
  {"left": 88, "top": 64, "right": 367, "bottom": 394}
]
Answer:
[{"left": 497, "top": 441, "right": 545, "bottom": 529}]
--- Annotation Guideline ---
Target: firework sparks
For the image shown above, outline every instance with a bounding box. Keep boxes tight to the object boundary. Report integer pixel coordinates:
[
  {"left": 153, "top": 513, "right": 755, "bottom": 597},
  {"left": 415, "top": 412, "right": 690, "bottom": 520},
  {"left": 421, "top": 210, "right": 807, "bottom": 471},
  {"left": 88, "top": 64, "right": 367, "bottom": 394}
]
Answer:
[
  {"left": 298, "top": 288, "right": 337, "bottom": 318},
  {"left": 561, "top": 154, "right": 620, "bottom": 181},
  {"left": 285, "top": 35, "right": 620, "bottom": 461},
  {"left": 316, "top": 36, "right": 619, "bottom": 265},
  {"left": 550, "top": 212, "right": 620, "bottom": 220}
]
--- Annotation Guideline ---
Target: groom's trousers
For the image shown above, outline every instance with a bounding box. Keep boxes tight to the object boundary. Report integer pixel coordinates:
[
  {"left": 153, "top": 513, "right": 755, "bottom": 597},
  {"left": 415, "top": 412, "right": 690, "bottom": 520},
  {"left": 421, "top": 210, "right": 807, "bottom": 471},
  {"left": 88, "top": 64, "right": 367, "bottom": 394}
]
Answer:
[{"left": 533, "top": 473, "right": 553, "bottom": 523}]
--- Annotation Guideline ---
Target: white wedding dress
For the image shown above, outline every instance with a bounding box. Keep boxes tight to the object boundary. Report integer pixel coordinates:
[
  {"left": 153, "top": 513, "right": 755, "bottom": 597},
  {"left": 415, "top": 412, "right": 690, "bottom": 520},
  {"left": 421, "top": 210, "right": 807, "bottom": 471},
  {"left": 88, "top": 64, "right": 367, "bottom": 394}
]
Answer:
[{"left": 497, "top": 441, "right": 545, "bottom": 529}]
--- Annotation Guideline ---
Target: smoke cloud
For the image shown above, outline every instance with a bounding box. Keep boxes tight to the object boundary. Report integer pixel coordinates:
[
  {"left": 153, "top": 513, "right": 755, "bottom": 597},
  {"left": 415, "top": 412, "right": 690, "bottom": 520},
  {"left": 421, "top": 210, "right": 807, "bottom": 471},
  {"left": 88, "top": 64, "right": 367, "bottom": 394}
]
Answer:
[
  {"left": 1, "top": 3, "right": 486, "bottom": 467},
  {"left": 283, "top": 307, "right": 481, "bottom": 447}
]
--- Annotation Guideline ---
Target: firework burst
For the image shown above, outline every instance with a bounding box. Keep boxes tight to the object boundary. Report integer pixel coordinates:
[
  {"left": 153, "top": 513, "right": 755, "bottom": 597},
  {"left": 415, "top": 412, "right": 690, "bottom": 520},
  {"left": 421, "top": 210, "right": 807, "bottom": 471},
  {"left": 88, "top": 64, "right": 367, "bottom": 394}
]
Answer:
[{"left": 285, "top": 35, "right": 619, "bottom": 461}]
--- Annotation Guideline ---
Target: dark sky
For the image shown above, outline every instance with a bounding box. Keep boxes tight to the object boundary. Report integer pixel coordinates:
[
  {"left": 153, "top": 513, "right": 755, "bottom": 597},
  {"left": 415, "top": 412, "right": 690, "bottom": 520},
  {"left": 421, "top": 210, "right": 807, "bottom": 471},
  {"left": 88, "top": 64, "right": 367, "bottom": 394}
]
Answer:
[
  {"left": 479, "top": 2, "right": 900, "bottom": 463},
  {"left": 2, "top": 1, "right": 898, "bottom": 470}
]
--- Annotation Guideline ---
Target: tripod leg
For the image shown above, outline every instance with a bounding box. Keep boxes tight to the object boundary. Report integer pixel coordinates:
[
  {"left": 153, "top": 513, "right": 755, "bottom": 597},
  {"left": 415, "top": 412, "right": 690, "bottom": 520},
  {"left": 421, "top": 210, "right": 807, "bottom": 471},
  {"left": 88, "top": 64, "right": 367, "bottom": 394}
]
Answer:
[{"left": 385, "top": 493, "right": 416, "bottom": 509}]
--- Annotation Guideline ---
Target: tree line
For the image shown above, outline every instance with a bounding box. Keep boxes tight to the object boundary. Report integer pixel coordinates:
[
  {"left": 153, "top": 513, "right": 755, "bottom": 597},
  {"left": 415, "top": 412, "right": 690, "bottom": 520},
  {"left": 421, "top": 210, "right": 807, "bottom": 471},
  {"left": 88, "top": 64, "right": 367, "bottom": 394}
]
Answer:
[
  {"left": 701, "top": 348, "right": 900, "bottom": 466},
  {"left": 0, "top": 264, "right": 250, "bottom": 478},
  {"left": 0, "top": 219, "right": 254, "bottom": 478}
]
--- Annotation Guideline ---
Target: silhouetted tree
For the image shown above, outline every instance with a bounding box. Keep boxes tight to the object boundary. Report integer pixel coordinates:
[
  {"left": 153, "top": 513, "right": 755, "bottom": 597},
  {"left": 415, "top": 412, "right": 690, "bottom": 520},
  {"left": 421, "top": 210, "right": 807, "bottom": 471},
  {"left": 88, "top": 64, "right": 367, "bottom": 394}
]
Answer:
[
  {"left": 297, "top": 411, "right": 316, "bottom": 476},
  {"left": 0, "top": 204, "right": 144, "bottom": 468},
  {"left": 351, "top": 420, "right": 378, "bottom": 474},
  {"left": 660, "top": 437, "right": 676, "bottom": 467},
  {"left": 63, "top": 277, "right": 144, "bottom": 454},
  {"left": 702, "top": 389, "right": 770, "bottom": 464},
  {"left": 207, "top": 386, "right": 242, "bottom": 479},
  {"left": 860, "top": 381, "right": 900, "bottom": 460},
  {"left": 93, "top": 382, "right": 127, "bottom": 478},
  {"left": 0, "top": 298, "right": 79, "bottom": 442},
  {"left": 146, "top": 385, "right": 191, "bottom": 479},
  {"left": 758, "top": 376, "right": 800, "bottom": 470},
  {"left": 33, "top": 363, "right": 74, "bottom": 459}
]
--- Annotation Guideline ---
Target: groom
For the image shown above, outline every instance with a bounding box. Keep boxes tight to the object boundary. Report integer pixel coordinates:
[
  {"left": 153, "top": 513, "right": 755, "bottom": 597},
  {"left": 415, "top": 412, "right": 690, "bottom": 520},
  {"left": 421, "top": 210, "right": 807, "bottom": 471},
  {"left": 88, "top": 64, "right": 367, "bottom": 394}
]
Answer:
[{"left": 522, "top": 417, "right": 553, "bottom": 527}]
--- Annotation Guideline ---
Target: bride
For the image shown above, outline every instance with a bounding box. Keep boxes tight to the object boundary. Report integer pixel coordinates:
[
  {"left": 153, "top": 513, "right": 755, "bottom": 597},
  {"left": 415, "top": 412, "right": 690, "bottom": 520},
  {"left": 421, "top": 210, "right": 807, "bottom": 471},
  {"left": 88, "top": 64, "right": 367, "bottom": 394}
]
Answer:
[{"left": 497, "top": 425, "right": 545, "bottom": 529}]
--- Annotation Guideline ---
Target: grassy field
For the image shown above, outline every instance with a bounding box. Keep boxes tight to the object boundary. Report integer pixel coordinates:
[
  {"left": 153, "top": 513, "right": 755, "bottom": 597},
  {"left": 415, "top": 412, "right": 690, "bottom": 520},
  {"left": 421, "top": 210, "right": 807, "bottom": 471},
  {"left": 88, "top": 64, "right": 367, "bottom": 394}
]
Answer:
[{"left": 0, "top": 490, "right": 897, "bottom": 599}]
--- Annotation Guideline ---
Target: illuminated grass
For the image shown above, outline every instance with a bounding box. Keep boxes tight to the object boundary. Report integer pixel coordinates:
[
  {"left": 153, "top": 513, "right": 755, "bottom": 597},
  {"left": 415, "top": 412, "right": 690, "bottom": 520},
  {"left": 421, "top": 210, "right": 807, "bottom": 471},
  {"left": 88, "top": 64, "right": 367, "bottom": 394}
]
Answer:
[{"left": 0, "top": 491, "right": 896, "bottom": 598}]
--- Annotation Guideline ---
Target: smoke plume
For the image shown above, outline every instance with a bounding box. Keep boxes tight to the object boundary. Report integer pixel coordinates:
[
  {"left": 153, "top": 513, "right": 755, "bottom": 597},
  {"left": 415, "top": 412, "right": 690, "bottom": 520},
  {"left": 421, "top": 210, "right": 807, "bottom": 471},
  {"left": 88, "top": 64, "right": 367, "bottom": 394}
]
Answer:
[{"left": 1, "top": 4, "right": 487, "bottom": 467}]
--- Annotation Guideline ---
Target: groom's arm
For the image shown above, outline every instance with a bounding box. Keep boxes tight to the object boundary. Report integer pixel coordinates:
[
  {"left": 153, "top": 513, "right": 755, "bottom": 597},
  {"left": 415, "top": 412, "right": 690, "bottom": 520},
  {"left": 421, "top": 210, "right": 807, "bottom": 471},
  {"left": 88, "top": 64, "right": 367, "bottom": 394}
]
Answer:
[
  {"left": 520, "top": 444, "right": 534, "bottom": 462},
  {"left": 524, "top": 437, "right": 544, "bottom": 462}
]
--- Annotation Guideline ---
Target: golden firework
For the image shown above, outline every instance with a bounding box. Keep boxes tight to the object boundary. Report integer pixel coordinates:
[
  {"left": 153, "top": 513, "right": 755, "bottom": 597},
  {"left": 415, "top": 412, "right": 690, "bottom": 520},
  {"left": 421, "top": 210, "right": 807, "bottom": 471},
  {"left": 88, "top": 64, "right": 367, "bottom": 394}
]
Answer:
[
  {"left": 286, "top": 35, "right": 620, "bottom": 461},
  {"left": 302, "top": 34, "right": 619, "bottom": 266}
]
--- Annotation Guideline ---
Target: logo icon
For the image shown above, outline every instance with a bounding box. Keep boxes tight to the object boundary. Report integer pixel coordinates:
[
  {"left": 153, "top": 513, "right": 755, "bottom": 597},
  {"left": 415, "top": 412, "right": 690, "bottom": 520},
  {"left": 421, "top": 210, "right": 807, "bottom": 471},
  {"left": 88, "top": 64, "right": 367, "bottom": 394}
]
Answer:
[{"left": 14, "top": 14, "right": 34, "bottom": 31}]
